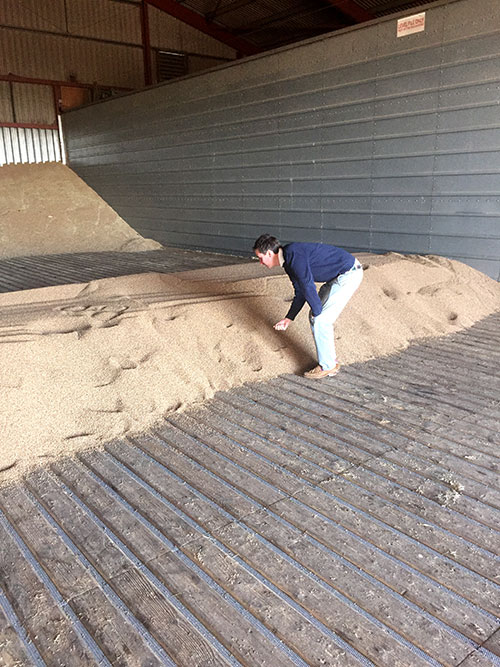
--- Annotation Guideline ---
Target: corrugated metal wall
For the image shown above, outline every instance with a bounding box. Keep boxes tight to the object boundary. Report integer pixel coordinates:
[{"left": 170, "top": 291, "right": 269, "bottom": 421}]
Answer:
[
  {"left": 63, "top": 0, "right": 500, "bottom": 279},
  {"left": 0, "top": 77, "right": 62, "bottom": 166},
  {"left": 148, "top": 5, "right": 237, "bottom": 59},
  {"left": 0, "top": 0, "right": 236, "bottom": 86},
  {"left": 1, "top": 27, "right": 142, "bottom": 89},
  {"left": 11, "top": 84, "right": 55, "bottom": 125},
  {"left": 0, "top": 0, "right": 236, "bottom": 59},
  {"left": 0, "top": 127, "right": 62, "bottom": 166},
  {"left": 0, "top": 83, "right": 13, "bottom": 122},
  {"left": 1, "top": 0, "right": 237, "bottom": 166}
]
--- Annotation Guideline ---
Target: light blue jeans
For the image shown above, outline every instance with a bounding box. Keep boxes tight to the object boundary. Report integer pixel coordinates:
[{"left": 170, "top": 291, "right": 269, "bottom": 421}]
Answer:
[{"left": 309, "top": 262, "right": 363, "bottom": 370}]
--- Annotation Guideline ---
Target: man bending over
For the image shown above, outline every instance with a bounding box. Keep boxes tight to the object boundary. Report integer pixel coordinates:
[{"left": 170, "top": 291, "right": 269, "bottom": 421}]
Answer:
[{"left": 253, "top": 234, "right": 363, "bottom": 379}]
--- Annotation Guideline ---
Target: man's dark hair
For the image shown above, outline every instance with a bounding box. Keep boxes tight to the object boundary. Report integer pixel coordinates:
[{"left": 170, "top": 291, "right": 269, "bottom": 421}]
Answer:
[{"left": 253, "top": 234, "right": 281, "bottom": 254}]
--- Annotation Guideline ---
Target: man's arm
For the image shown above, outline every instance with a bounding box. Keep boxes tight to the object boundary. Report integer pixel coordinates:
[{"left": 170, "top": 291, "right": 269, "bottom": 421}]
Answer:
[
  {"left": 285, "top": 278, "right": 306, "bottom": 320},
  {"left": 286, "top": 261, "right": 323, "bottom": 319}
]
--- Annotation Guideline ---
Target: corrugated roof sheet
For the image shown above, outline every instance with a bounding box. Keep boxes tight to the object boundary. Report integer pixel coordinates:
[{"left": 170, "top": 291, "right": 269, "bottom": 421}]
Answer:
[{"left": 172, "top": 0, "right": 453, "bottom": 51}]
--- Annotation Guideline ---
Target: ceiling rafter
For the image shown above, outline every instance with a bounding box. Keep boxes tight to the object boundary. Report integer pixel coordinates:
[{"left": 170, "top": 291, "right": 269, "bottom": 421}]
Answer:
[
  {"left": 142, "top": 0, "right": 440, "bottom": 58},
  {"left": 237, "top": 4, "right": 334, "bottom": 36},
  {"left": 145, "top": 0, "right": 259, "bottom": 55},
  {"left": 206, "top": 0, "right": 255, "bottom": 21},
  {"left": 324, "top": 0, "right": 374, "bottom": 22},
  {"left": 205, "top": 0, "right": 225, "bottom": 22}
]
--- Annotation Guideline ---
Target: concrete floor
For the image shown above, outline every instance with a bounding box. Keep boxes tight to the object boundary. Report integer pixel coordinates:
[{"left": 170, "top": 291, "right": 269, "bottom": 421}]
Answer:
[{"left": 0, "top": 312, "right": 499, "bottom": 666}]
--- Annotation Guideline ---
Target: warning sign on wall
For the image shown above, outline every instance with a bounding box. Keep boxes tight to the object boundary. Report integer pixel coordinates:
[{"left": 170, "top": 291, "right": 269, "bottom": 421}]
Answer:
[{"left": 397, "top": 12, "right": 425, "bottom": 37}]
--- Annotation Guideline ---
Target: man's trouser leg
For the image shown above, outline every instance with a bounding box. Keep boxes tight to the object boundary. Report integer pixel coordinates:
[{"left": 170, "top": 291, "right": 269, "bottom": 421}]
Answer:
[{"left": 310, "top": 267, "right": 363, "bottom": 370}]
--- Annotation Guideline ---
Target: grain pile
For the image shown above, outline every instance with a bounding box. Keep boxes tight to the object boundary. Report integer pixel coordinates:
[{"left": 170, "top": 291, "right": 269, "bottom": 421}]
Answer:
[
  {"left": 1, "top": 252, "right": 499, "bottom": 483},
  {"left": 0, "top": 162, "right": 162, "bottom": 258}
]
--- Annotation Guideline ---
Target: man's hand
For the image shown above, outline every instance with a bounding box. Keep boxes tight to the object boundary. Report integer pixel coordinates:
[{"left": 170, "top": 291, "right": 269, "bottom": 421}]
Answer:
[{"left": 273, "top": 318, "right": 292, "bottom": 331}]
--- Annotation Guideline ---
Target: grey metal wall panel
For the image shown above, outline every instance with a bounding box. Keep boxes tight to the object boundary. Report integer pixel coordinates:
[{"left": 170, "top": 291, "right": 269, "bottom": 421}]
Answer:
[{"left": 64, "top": 0, "right": 500, "bottom": 280}]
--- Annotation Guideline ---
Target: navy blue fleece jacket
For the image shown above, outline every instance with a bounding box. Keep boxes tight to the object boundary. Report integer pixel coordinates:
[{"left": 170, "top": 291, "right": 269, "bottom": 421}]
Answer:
[{"left": 283, "top": 242, "right": 355, "bottom": 320}]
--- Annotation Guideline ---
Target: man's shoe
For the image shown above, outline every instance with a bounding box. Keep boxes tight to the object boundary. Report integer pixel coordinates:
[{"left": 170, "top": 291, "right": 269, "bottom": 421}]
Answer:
[{"left": 304, "top": 363, "right": 340, "bottom": 379}]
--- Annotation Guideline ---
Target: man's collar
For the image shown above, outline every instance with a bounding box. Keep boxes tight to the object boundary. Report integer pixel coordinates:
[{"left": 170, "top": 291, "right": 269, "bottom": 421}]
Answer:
[{"left": 278, "top": 248, "right": 285, "bottom": 267}]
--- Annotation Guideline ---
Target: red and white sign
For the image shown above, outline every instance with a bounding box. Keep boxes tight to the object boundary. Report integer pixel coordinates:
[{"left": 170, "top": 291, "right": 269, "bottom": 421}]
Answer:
[{"left": 397, "top": 12, "right": 425, "bottom": 37}]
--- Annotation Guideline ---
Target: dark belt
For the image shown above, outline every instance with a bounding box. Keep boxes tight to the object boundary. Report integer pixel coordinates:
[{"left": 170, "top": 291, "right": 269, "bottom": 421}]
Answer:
[{"left": 318, "top": 259, "right": 362, "bottom": 307}]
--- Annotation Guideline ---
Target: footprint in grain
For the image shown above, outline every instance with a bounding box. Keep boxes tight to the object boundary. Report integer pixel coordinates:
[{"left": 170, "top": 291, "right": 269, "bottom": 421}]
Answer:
[
  {"left": 382, "top": 287, "right": 399, "bottom": 300},
  {"left": 0, "top": 460, "right": 17, "bottom": 473},
  {"left": 94, "top": 356, "right": 137, "bottom": 387},
  {"left": 110, "top": 355, "right": 138, "bottom": 371}
]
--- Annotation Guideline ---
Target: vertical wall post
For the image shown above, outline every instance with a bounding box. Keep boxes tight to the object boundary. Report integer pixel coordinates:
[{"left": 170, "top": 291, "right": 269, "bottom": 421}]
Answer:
[
  {"left": 52, "top": 84, "right": 61, "bottom": 120},
  {"left": 8, "top": 81, "right": 17, "bottom": 123},
  {"left": 141, "top": 0, "right": 153, "bottom": 86}
]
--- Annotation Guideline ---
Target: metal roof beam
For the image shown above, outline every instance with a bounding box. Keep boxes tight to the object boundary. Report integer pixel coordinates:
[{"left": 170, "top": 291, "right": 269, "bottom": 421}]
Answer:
[
  {"left": 324, "top": 0, "right": 374, "bottom": 22},
  {"left": 237, "top": 4, "right": 340, "bottom": 36},
  {"left": 145, "top": 0, "right": 259, "bottom": 55},
  {"left": 206, "top": 0, "right": 254, "bottom": 21}
]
